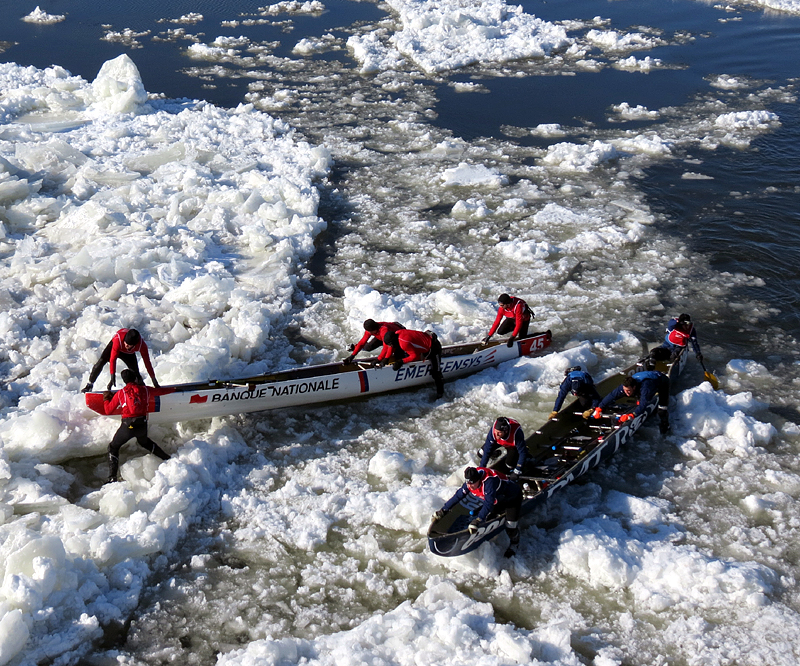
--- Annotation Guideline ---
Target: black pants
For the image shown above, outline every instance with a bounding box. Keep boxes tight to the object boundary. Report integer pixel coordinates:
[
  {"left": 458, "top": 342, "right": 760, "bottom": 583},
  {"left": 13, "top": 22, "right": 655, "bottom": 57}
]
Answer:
[
  {"left": 496, "top": 318, "right": 530, "bottom": 338},
  {"left": 89, "top": 341, "right": 142, "bottom": 384},
  {"left": 108, "top": 417, "right": 169, "bottom": 480},
  {"left": 426, "top": 335, "right": 444, "bottom": 397},
  {"left": 499, "top": 483, "right": 523, "bottom": 544}
]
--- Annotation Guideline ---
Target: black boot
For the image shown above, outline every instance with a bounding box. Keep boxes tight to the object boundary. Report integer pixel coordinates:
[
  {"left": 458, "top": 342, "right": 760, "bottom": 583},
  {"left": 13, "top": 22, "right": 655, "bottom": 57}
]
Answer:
[
  {"left": 659, "top": 411, "right": 670, "bottom": 434},
  {"left": 107, "top": 452, "right": 119, "bottom": 483}
]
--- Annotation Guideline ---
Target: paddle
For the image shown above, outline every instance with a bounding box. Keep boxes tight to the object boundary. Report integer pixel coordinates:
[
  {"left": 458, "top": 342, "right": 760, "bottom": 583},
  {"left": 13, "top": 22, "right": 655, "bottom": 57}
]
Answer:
[{"left": 699, "top": 357, "right": 719, "bottom": 390}]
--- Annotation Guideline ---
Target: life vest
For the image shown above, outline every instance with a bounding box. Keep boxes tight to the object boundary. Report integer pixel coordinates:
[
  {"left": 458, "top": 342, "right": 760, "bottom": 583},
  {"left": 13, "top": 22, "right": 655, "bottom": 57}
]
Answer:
[
  {"left": 117, "top": 383, "right": 149, "bottom": 419},
  {"left": 566, "top": 370, "right": 593, "bottom": 395},
  {"left": 493, "top": 418, "right": 522, "bottom": 448},
  {"left": 666, "top": 322, "right": 693, "bottom": 347},
  {"left": 467, "top": 467, "right": 508, "bottom": 502},
  {"left": 501, "top": 298, "right": 532, "bottom": 321}
]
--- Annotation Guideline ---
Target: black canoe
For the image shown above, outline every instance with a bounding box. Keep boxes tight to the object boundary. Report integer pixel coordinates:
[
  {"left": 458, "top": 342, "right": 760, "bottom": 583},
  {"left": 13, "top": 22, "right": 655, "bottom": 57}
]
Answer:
[{"left": 427, "top": 345, "right": 687, "bottom": 557}]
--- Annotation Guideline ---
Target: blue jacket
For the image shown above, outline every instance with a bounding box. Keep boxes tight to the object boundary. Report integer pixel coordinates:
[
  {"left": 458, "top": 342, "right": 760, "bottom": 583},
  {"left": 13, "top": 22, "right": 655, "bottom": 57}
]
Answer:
[
  {"left": 479, "top": 423, "right": 527, "bottom": 471},
  {"left": 553, "top": 370, "right": 601, "bottom": 412},
  {"left": 598, "top": 371, "right": 669, "bottom": 417},
  {"left": 442, "top": 474, "right": 522, "bottom": 521}
]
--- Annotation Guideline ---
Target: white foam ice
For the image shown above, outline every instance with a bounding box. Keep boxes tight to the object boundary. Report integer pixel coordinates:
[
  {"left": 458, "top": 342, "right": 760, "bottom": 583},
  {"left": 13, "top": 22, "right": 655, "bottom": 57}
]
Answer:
[
  {"left": 21, "top": 6, "right": 65, "bottom": 25},
  {"left": 0, "top": 54, "right": 330, "bottom": 663},
  {"left": 347, "top": 0, "right": 570, "bottom": 74}
]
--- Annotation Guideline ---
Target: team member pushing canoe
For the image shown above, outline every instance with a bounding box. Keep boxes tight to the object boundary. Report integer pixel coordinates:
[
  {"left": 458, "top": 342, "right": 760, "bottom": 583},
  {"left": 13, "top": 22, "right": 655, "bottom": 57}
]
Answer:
[
  {"left": 382, "top": 329, "right": 444, "bottom": 398},
  {"left": 477, "top": 417, "right": 527, "bottom": 477},
  {"left": 342, "top": 319, "right": 405, "bottom": 365},
  {"left": 592, "top": 369, "right": 670, "bottom": 434},
  {"left": 433, "top": 466, "right": 522, "bottom": 556},
  {"left": 102, "top": 369, "right": 171, "bottom": 483},
  {"left": 83, "top": 328, "right": 159, "bottom": 392},
  {"left": 482, "top": 293, "right": 533, "bottom": 347},
  {"left": 550, "top": 366, "right": 601, "bottom": 420}
]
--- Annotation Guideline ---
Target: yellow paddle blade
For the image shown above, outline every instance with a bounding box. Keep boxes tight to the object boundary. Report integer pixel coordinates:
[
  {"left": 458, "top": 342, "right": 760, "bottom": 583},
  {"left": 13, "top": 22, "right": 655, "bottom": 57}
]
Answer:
[{"left": 704, "top": 371, "right": 720, "bottom": 390}]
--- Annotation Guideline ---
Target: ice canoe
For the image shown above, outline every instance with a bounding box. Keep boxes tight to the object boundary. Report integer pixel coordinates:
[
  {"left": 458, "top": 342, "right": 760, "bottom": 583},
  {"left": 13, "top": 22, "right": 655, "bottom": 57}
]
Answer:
[
  {"left": 85, "top": 330, "right": 552, "bottom": 424},
  {"left": 427, "top": 344, "right": 688, "bottom": 557}
]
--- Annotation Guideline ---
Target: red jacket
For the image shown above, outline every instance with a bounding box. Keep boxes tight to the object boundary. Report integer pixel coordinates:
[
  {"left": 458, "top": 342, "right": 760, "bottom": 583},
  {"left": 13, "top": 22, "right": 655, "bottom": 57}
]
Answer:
[
  {"left": 391, "top": 329, "right": 433, "bottom": 363},
  {"left": 488, "top": 297, "right": 531, "bottom": 337},
  {"left": 353, "top": 322, "right": 404, "bottom": 356},
  {"left": 109, "top": 328, "right": 156, "bottom": 380},
  {"left": 103, "top": 383, "right": 169, "bottom": 419}
]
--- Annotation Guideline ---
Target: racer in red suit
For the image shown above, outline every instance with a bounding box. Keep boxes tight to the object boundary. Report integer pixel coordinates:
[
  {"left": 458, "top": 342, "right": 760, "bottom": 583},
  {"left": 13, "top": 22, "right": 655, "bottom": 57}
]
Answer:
[
  {"left": 102, "top": 369, "right": 171, "bottom": 483},
  {"left": 661, "top": 313, "right": 702, "bottom": 361},
  {"left": 343, "top": 319, "right": 405, "bottom": 364},
  {"left": 483, "top": 293, "right": 533, "bottom": 347},
  {"left": 383, "top": 329, "right": 444, "bottom": 398},
  {"left": 83, "top": 328, "right": 159, "bottom": 392}
]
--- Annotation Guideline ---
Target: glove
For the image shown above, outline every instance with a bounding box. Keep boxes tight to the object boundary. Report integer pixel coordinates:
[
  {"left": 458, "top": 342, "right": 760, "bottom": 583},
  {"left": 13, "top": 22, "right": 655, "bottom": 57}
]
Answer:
[
  {"left": 347, "top": 343, "right": 356, "bottom": 352},
  {"left": 548, "top": 410, "right": 558, "bottom": 420},
  {"left": 81, "top": 382, "right": 93, "bottom": 393},
  {"left": 392, "top": 360, "right": 403, "bottom": 371},
  {"left": 618, "top": 413, "right": 634, "bottom": 423},
  {"left": 592, "top": 407, "right": 602, "bottom": 419},
  {"left": 468, "top": 519, "right": 481, "bottom": 534},
  {"left": 582, "top": 409, "right": 594, "bottom": 419},
  {"left": 506, "top": 336, "right": 516, "bottom": 347},
  {"left": 696, "top": 353, "right": 703, "bottom": 362},
  {"left": 342, "top": 355, "right": 355, "bottom": 366},
  {"left": 107, "top": 378, "right": 116, "bottom": 390},
  {"left": 432, "top": 509, "right": 447, "bottom": 522},
  {"left": 102, "top": 390, "right": 113, "bottom": 401},
  {"left": 481, "top": 336, "right": 491, "bottom": 345},
  {"left": 374, "top": 360, "right": 385, "bottom": 369},
  {"left": 508, "top": 471, "right": 520, "bottom": 481}
]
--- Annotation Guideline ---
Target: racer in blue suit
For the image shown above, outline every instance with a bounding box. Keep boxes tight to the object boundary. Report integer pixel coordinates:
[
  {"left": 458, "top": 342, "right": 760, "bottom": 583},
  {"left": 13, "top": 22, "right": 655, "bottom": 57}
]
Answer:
[
  {"left": 477, "top": 417, "right": 527, "bottom": 477},
  {"left": 592, "top": 370, "right": 670, "bottom": 433},
  {"left": 549, "top": 366, "right": 601, "bottom": 420}
]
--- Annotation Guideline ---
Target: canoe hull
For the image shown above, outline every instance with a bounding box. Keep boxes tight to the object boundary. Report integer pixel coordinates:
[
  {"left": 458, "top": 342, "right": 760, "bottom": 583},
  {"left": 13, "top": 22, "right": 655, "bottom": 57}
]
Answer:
[
  {"left": 427, "top": 345, "right": 687, "bottom": 557},
  {"left": 86, "top": 331, "right": 552, "bottom": 424}
]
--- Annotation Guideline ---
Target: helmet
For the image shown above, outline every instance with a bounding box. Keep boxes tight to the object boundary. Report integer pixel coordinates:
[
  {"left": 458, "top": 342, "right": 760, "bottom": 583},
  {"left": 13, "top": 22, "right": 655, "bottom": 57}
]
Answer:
[
  {"left": 464, "top": 467, "right": 482, "bottom": 485},
  {"left": 383, "top": 331, "right": 397, "bottom": 345},
  {"left": 565, "top": 365, "right": 581, "bottom": 376},
  {"left": 363, "top": 319, "right": 378, "bottom": 332},
  {"left": 498, "top": 293, "right": 512, "bottom": 305},
  {"left": 644, "top": 357, "right": 657, "bottom": 371},
  {"left": 677, "top": 313, "right": 692, "bottom": 324},
  {"left": 494, "top": 417, "right": 511, "bottom": 438}
]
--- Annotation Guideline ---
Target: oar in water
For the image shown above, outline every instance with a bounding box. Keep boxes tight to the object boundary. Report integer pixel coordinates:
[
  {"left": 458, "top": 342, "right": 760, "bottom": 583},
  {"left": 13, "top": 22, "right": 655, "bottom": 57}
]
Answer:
[{"left": 699, "top": 357, "right": 719, "bottom": 390}]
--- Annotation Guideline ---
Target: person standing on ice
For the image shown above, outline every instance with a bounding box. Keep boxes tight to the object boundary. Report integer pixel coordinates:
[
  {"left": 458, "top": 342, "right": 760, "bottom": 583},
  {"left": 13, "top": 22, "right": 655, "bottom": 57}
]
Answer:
[
  {"left": 83, "top": 328, "right": 160, "bottom": 392},
  {"left": 549, "top": 366, "right": 602, "bottom": 420},
  {"left": 477, "top": 417, "right": 527, "bottom": 477},
  {"left": 592, "top": 369, "right": 671, "bottom": 434},
  {"left": 482, "top": 293, "right": 533, "bottom": 347},
  {"left": 382, "top": 329, "right": 444, "bottom": 398},
  {"left": 342, "top": 319, "right": 405, "bottom": 364},
  {"left": 433, "top": 466, "right": 523, "bottom": 555},
  {"left": 102, "top": 369, "right": 171, "bottom": 484},
  {"left": 661, "top": 313, "right": 703, "bottom": 361}
]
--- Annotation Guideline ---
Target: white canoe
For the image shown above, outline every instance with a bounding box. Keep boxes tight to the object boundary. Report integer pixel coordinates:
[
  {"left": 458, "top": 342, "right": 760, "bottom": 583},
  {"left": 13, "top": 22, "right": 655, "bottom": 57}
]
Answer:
[{"left": 85, "top": 330, "right": 553, "bottom": 424}]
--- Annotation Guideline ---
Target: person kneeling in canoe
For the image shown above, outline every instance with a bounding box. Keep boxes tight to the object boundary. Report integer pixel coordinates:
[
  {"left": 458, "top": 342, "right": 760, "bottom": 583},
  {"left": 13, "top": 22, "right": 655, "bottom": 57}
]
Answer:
[
  {"left": 102, "top": 369, "right": 172, "bottom": 484},
  {"left": 550, "top": 365, "right": 601, "bottom": 420},
  {"left": 477, "top": 417, "right": 527, "bottom": 478},
  {"left": 482, "top": 293, "right": 533, "bottom": 348},
  {"left": 591, "top": 370, "right": 670, "bottom": 434},
  {"left": 433, "top": 466, "right": 522, "bottom": 555},
  {"left": 382, "top": 329, "right": 444, "bottom": 398},
  {"left": 342, "top": 319, "right": 405, "bottom": 365}
]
